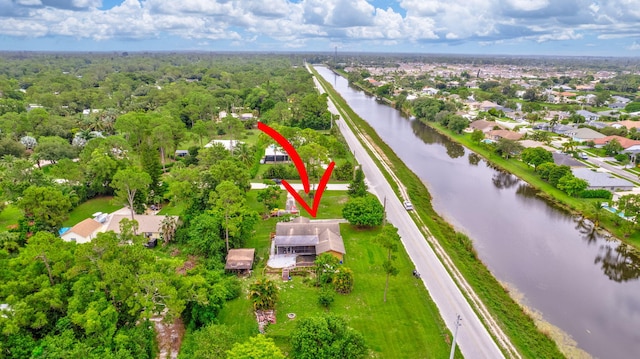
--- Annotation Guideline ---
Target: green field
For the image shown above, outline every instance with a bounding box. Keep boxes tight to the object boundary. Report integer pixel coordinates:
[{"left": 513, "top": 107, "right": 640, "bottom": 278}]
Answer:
[
  {"left": 0, "top": 205, "right": 22, "bottom": 231},
  {"left": 218, "top": 224, "right": 457, "bottom": 359},
  {"left": 63, "top": 196, "right": 121, "bottom": 227}
]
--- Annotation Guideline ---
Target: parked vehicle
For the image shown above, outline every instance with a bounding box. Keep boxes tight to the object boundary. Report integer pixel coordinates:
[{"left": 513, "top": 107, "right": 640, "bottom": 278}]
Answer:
[{"left": 403, "top": 200, "right": 414, "bottom": 210}]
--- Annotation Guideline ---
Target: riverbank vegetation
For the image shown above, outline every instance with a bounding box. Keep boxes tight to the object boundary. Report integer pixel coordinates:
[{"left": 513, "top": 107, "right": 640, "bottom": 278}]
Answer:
[{"left": 312, "top": 65, "right": 564, "bottom": 358}]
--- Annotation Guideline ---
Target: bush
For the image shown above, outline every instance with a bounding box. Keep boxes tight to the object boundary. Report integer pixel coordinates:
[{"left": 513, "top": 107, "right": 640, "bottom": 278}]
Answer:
[
  {"left": 579, "top": 189, "right": 613, "bottom": 199},
  {"left": 333, "top": 161, "right": 354, "bottom": 181},
  {"left": 318, "top": 289, "right": 335, "bottom": 309},
  {"left": 614, "top": 153, "right": 628, "bottom": 162}
]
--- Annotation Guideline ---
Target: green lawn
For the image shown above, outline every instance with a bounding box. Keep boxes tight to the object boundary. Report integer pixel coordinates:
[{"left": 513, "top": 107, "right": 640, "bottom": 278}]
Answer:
[
  {"left": 0, "top": 205, "right": 22, "bottom": 231},
  {"left": 63, "top": 196, "right": 121, "bottom": 227},
  {"left": 218, "top": 224, "right": 456, "bottom": 359}
]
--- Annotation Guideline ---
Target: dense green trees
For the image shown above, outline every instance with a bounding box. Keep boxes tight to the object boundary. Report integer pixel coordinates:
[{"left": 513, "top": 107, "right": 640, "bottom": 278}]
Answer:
[
  {"left": 18, "top": 186, "right": 72, "bottom": 232},
  {"left": 342, "top": 194, "right": 385, "bottom": 228},
  {"left": 0, "top": 230, "right": 238, "bottom": 358},
  {"left": 521, "top": 147, "right": 553, "bottom": 169},
  {"left": 290, "top": 315, "right": 367, "bottom": 359}
]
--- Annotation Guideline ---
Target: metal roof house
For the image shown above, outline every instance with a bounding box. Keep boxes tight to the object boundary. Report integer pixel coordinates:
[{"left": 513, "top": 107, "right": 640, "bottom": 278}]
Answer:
[{"left": 273, "top": 217, "right": 345, "bottom": 261}]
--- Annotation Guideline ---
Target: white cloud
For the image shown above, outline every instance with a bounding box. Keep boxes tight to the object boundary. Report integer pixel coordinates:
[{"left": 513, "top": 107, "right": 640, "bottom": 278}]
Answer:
[
  {"left": 505, "top": 0, "right": 549, "bottom": 12},
  {"left": 628, "top": 42, "right": 640, "bottom": 51},
  {"left": 0, "top": 0, "right": 638, "bottom": 53}
]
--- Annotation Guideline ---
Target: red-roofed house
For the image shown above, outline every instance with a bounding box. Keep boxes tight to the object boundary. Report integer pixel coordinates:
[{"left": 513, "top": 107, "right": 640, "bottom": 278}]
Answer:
[
  {"left": 487, "top": 130, "right": 524, "bottom": 141},
  {"left": 593, "top": 135, "right": 640, "bottom": 152},
  {"left": 612, "top": 120, "right": 640, "bottom": 131}
]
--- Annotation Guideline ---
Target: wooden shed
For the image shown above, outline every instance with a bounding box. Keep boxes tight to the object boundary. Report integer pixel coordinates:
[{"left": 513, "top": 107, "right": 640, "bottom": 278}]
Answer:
[{"left": 225, "top": 248, "right": 256, "bottom": 273}]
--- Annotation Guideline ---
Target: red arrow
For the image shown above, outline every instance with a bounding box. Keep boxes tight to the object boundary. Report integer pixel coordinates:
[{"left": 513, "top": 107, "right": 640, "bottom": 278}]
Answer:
[{"left": 258, "top": 122, "right": 335, "bottom": 217}]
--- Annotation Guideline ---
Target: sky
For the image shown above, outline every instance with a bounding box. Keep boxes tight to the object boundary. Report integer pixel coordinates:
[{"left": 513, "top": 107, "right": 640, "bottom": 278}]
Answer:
[{"left": 0, "top": 0, "right": 639, "bottom": 56}]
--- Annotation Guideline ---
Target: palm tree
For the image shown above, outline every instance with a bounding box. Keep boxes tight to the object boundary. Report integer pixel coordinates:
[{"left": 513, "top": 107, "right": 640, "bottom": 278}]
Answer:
[
  {"left": 562, "top": 140, "right": 578, "bottom": 154},
  {"left": 248, "top": 278, "right": 279, "bottom": 311}
]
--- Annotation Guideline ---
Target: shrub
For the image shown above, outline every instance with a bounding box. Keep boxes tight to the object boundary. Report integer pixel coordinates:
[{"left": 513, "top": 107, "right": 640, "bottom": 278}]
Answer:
[
  {"left": 579, "top": 189, "right": 613, "bottom": 199},
  {"left": 318, "top": 289, "right": 335, "bottom": 309}
]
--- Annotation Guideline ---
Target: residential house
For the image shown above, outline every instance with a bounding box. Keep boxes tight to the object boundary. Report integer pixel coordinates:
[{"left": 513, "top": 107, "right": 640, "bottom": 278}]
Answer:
[
  {"left": 105, "top": 214, "right": 178, "bottom": 240},
  {"left": 552, "top": 124, "right": 576, "bottom": 135},
  {"left": 611, "top": 120, "right": 640, "bottom": 131},
  {"left": 593, "top": 136, "right": 640, "bottom": 152},
  {"left": 572, "top": 168, "right": 635, "bottom": 191},
  {"left": 487, "top": 130, "right": 523, "bottom": 141},
  {"left": 261, "top": 144, "right": 290, "bottom": 163},
  {"left": 572, "top": 128, "right": 605, "bottom": 142},
  {"left": 273, "top": 217, "right": 345, "bottom": 261},
  {"left": 61, "top": 218, "right": 102, "bottom": 244},
  {"left": 469, "top": 120, "right": 500, "bottom": 133},
  {"left": 575, "top": 110, "right": 600, "bottom": 122},
  {"left": 205, "top": 139, "right": 242, "bottom": 151}
]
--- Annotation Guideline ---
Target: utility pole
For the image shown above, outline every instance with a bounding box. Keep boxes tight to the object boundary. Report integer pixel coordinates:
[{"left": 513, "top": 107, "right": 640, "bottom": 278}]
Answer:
[
  {"left": 382, "top": 196, "right": 387, "bottom": 226},
  {"left": 449, "top": 314, "right": 462, "bottom": 359}
]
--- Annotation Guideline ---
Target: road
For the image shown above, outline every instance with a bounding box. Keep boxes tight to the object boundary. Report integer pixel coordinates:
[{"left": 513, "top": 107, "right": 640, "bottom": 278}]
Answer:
[
  {"left": 312, "top": 71, "right": 507, "bottom": 358},
  {"left": 585, "top": 155, "right": 639, "bottom": 183}
]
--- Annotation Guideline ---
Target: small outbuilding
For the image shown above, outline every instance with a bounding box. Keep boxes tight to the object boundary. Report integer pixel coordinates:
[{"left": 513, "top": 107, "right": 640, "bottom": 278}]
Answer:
[{"left": 225, "top": 248, "right": 256, "bottom": 273}]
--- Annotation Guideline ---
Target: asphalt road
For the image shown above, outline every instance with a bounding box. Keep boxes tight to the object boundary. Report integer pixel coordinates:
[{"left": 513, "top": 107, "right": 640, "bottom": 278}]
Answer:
[{"left": 318, "top": 82, "right": 505, "bottom": 357}]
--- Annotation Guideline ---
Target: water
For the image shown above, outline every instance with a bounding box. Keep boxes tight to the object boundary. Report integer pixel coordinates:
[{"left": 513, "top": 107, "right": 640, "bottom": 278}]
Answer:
[{"left": 316, "top": 66, "right": 640, "bottom": 359}]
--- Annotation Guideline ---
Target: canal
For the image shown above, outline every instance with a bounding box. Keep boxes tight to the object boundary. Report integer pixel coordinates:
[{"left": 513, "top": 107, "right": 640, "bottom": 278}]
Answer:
[{"left": 315, "top": 66, "right": 640, "bottom": 359}]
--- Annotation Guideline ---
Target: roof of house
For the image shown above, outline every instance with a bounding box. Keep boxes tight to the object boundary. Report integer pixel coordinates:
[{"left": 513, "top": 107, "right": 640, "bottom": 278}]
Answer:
[
  {"left": 315, "top": 229, "right": 346, "bottom": 255},
  {"left": 488, "top": 130, "right": 523, "bottom": 141},
  {"left": 552, "top": 153, "right": 585, "bottom": 167},
  {"left": 274, "top": 217, "right": 345, "bottom": 255},
  {"left": 613, "top": 120, "right": 640, "bottom": 130},
  {"left": 225, "top": 248, "right": 255, "bottom": 270},
  {"left": 576, "top": 110, "right": 599, "bottom": 118},
  {"left": 469, "top": 120, "right": 498, "bottom": 131},
  {"left": 572, "top": 168, "right": 635, "bottom": 188},
  {"left": 65, "top": 218, "right": 102, "bottom": 238},
  {"left": 573, "top": 127, "right": 605, "bottom": 140},
  {"left": 593, "top": 135, "right": 640, "bottom": 149},
  {"left": 105, "top": 214, "right": 176, "bottom": 234}
]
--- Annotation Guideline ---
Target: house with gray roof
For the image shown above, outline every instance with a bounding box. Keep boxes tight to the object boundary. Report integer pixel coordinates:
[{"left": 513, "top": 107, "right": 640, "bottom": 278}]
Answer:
[
  {"left": 572, "top": 128, "right": 605, "bottom": 142},
  {"left": 572, "top": 168, "right": 635, "bottom": 191},
  {"left": 273, "top": 217, "right": 345, "bottom": 261},
  {"left": 576, "top": 110, "right": 600, "bottom": 121}
]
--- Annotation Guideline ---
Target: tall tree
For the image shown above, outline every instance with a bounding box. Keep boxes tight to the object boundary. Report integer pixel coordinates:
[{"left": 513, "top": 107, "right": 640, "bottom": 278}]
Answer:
[
  {"left": 375, "top": 224, "right": 400, "bottom": 302},
  {"left": 111, "top": 167, "right": 152, "bottom": 220},
  {"left": 211, "top": 181, "right": 245, "bottom": 252},
  {"left": 347, "top": 167, "right": 368, "bottom": 197},
  {"left": 18, "top": 186, "right": 72, "bottom": 232}
]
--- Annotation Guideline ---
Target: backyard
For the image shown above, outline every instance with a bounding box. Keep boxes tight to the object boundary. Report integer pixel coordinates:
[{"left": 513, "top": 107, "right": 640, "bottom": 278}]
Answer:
[{"left": 217, "top": 218, "right": 457, "bottom": 358}]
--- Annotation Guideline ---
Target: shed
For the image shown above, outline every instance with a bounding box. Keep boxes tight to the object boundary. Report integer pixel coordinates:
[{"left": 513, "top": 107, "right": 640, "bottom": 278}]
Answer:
[
  {"left": 225, "top": 248, "right": 256, "bottom": 272},
  {"left": 175, "top": 150, "right": 189, "bottom": 157}
]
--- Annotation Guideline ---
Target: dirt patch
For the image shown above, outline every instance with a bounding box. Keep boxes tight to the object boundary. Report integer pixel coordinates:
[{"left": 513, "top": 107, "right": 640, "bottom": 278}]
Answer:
[
  {"left": 151, "top": 314, "right": 185, "bottom": 359},
  {"left": 176, "top": 255, "right": 197, "bottom": 275}
]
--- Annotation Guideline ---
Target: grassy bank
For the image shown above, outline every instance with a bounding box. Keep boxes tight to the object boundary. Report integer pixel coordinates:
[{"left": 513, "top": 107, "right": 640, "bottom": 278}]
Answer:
[{"left": 311, "top": 66, "right": 564, "bottom": 358}]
